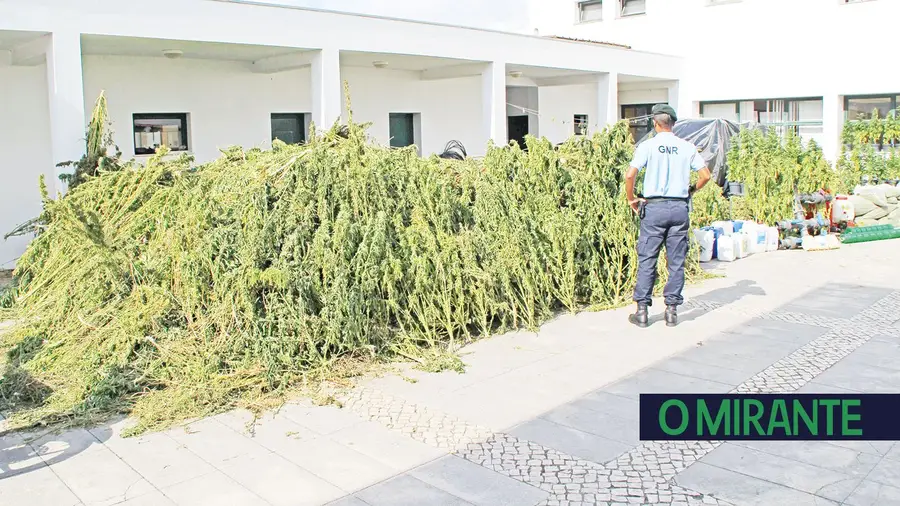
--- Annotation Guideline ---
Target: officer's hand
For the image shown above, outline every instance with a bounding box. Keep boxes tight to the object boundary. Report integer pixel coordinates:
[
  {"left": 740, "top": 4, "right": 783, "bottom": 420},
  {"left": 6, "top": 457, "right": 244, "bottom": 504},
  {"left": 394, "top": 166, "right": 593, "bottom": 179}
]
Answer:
[{"left": 629, "top": 198, "right": 645, "bottom": 214}]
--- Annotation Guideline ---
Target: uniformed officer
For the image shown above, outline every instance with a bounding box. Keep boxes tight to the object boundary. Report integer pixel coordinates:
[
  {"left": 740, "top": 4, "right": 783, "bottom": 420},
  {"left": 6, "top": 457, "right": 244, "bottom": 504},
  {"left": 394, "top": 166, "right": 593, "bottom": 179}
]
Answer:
[{"left": 625, "top": 104, "right": 711, "bottom": 328}]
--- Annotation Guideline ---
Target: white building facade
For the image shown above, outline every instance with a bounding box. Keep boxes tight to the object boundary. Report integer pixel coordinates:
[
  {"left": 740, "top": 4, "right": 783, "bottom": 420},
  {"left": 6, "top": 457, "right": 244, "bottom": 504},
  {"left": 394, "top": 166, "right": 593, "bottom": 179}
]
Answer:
[
  {"left": 0, "top": 0, "right": 683, "bottom": 268},
  {"left": 530, "top": 0, "right": 898, "bottom": 160}
]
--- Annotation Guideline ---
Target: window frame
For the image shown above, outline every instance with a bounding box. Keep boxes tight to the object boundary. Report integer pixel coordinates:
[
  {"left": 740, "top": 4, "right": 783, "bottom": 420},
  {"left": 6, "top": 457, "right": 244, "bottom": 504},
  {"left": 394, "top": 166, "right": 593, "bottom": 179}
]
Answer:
[
  {"left": 574, "top": 114, "right": 589, "bottom": 135},
  {"left": 576, "top": 0, "right": 603, "bottom": 23},
  {"left": 270, "top": 112, "right": 309, "bottom": 145},
  {"left": 844, "top": 94, "right": 897, "bottom": 121},
  {"left": 132, "top": 113, "right": 189, "bottom": 156},
  {"left": 619, "top": 0, "right": 646, "bottom": 17},
  {"left": 388, "top": 112, "right": 421, "bottom": 152}
]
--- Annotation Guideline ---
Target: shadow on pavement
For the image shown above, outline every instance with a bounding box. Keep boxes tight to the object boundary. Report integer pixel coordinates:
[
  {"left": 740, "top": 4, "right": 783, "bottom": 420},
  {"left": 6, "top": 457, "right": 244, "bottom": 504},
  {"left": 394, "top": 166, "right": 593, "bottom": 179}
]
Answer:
[{"left": 648, "top": 279, "right": 767, "bottom": 326}]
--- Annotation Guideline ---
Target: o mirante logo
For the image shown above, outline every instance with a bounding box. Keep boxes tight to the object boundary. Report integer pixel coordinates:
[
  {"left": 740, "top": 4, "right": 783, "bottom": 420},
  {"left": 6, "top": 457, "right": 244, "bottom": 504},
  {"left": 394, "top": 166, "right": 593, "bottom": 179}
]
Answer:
[{"left": 640, "top": 394, "right": 899, "bottom": 441}]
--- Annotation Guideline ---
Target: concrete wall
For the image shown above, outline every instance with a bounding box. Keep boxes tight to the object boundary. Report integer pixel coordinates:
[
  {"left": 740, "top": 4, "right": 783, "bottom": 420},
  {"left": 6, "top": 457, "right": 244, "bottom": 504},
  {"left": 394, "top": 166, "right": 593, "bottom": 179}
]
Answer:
[
  {"left": 539, "top": 83, "right": 597, "bottom": 144},
  {"left": 83, "top": 55, "right": 312, "bottom": 164},
  {"left": 342, "top": 67, "right": 486, "bottom": 156},
  {"left": 0, "top": 65, "right": 52, "bottom": 268}
]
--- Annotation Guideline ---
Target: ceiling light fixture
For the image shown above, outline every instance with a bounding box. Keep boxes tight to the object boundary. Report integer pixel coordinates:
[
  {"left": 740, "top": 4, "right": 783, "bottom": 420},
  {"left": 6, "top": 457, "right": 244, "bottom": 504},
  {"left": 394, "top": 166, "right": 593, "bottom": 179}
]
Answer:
[
  {"left": 509, "top": 70, "right": 523, "bottom": 78},
  {"left": 372, "top": 60, "right": 389, "bottom": 69},
  {"left": 162, "top": 49, "right": 183, "bottom": 59}
]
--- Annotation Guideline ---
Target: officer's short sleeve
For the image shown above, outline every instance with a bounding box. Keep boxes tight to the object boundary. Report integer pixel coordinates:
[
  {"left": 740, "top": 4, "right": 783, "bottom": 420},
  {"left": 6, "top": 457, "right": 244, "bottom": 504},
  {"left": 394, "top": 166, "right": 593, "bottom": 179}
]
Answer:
[
  {"left": 630, "top": 142, "right": 648, "bottom": 169},
  {"left": 690, "top": 151, "right": 706, "bottom": 172}
]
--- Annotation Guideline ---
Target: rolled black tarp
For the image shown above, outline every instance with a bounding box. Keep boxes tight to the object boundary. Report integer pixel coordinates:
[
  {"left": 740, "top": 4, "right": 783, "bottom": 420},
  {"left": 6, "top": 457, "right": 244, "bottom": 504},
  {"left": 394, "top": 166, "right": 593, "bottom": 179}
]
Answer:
[{"left": 636, "top": 119, "right": 766, "bottom": 192}]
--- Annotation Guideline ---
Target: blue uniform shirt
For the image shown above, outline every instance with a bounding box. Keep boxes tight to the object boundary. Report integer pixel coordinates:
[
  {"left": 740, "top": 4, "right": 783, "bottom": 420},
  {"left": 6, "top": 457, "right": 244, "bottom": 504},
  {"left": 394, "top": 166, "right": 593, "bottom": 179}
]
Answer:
[{"left": 629, "top": 132, "right": 706, "bottom": 199}]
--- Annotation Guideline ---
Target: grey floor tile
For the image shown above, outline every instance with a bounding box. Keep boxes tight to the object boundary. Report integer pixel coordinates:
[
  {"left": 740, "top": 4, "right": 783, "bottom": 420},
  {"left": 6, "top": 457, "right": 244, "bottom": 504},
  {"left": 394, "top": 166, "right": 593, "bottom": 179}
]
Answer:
[
  {"left": 795, "top": 381, "right": 862, "bottom": 394},
  {"left": 673, "top": 338, "right": 802, "bottom": 375},
  {"left": 163, "top": 471, "right": 268, "bottom": 506},
  {"left": 30, "top": 428, "right": 105, "bottom": 467},
  {"left": 865, "top": 456, "right": 900, "bottom": 487},
  {"left": 90, "top": 424, "right": 214, "bottom": 489},
  {"left": 814, "top": 361, "right": 900, "bottom": 393},
  {"left": 356, "top": 474, "right": 474, "bottom": 506},
  {"left": 574, "top": 391, "right": 641, "bottom": 421},
  {"left": 884, "top": 443, "right": 900, "bottom": 461},
  {"left": 840, "top": 340, "right": 900, "bottom": 371},
  {"left": 701, "top": 443, "right": 860, "bottom": 502},
  {"left": 273, "top": 435, "right": 396, "bottom": 493},
  {"left": 0, "top": 431, "right": 46, "bottom": 479},
  {"left": 676, "top": 461, "right": 838, "bottom": 506},
  {"left": 540, "top": 403, "right": 639, "bottom": 445},
  {"left": 731, "top": 440, "right": 880, "bottom": 477},
  {"left": 116, "top": 491, "right": 176, "bottom": 505},
  {"left": 509, "top": 418, "right": 630, "bottom": 465},
  {"left": 650, "top": 356, "right": 750, "bottom": 386},
  {"left": 327, "top": 420, "right": 446, "bottom": 472},
  {"left": 167, "top": 418, "right": 269, "bottom": 465},
  {"left": 278, "top": 403, "right": 362, "bottom": 435},
  {"left": 326, "top": 497, "right": 371, "bottom": 506},
  {"left": 819, "top": 440, "right": 895, "bottom": 457},
  {"left": 602, "top": 368, "right": 734, "bottom": 400},
  {"left": 218, "top": 451, "right": 345, "bottom": 506},
  {"left": 45, "top": 445, "right": 156, "bottom": 505},
  {"left": 410, "top": 455, "right": 549, "bottom": 506},
  {"left": 0, "top": 465, "right": 82, "bottom": 506},
  {"left": 722, "top": 318, "right": 828, "bottom": 345},
  {"left": 844, "top": 480, "right": 900, "bottom": 506}
]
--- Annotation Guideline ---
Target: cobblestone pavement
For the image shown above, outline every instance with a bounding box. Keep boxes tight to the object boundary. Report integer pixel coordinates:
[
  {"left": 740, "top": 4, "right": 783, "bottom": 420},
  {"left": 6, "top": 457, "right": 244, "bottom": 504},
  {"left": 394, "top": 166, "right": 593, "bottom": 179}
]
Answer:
[{"left": 2, "top": 243, "right": 900, "bottom": 506}]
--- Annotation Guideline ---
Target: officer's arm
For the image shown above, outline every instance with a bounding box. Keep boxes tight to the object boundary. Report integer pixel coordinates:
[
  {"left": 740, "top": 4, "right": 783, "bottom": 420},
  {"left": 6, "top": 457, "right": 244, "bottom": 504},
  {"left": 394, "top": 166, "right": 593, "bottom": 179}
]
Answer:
[
  {"left": 626, "top": 166, "right": 640, "bottom": 203},
  {"left": 695, "top": 167, "right": 711, "bottom": 191},
  {"left": 626, "top": 143, "right": 648, "bottom": 203}
]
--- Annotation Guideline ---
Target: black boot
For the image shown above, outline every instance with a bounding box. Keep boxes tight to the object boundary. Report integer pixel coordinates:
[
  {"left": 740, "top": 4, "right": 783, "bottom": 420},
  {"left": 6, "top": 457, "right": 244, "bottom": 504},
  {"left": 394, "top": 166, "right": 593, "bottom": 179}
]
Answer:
[
  {"left": 629, "top": 303, "right": 649, "bottom": 328},
  {"left": 665, "top": 305, "right": 678, "bottom": 327}
]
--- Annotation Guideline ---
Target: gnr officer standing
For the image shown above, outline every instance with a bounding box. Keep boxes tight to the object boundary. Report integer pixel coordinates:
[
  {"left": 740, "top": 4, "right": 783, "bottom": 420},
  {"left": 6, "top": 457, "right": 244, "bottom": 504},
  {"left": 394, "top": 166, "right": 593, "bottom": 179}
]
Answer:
[{"left": 624, "top": 104, "right": 711, "bottom": 328}]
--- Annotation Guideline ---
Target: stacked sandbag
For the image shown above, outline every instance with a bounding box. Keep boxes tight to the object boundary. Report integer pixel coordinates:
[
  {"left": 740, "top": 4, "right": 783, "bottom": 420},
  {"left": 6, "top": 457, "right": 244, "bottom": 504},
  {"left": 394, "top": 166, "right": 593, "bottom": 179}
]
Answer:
[{"left": 850, "top": 184, "right": 899, "bottom": 226}]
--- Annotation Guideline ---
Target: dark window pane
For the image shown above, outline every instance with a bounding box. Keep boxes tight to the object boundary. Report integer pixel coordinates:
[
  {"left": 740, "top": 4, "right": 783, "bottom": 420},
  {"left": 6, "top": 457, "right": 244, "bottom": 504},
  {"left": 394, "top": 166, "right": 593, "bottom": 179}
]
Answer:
[
  {"left": 271, "top": 114, "right": 306, "bottom": 145},
  {"left": 389, "top": 113, "right": 415, "bottom": 148}
]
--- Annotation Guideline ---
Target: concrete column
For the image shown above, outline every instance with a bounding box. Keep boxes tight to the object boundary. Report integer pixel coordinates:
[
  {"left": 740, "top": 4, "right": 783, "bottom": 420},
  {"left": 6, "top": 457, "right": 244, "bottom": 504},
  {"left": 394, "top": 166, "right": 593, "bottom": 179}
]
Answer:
[
  {"left": 595, "top": 72, "right": 618, "bottom": 132},
  {"left": 311, "top": 48, "right": 342, "bottom": 133},
  {"left": 667, "top": 81, "right": 680, "bottom": 111},
  {"left": 481, "top": 61, "right": 508, "bottom": 146},
  {"left": 822, "top": 93, "right": 844, "bottom": 162},
  {"left": 45, "top": 31, "right": 86, "bottom": 195}
]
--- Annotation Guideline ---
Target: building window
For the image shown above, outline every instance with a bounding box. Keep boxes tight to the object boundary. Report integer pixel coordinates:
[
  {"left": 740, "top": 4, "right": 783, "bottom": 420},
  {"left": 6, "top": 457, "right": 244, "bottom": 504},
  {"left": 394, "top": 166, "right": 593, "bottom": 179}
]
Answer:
[
  {"left": 577, "top": 0, "right": 603, "bottom": 22},
  {"left": 622, "top": 104, "right": 655, "bottom": 142},
  {"left": 574, "top": 114, "right": 589, "bottom": 135},
  {"left": 700, "top": 98, "right": 825, "bottom": 144},
  {"left": 271, "top": 113, "right": 308, "bottom": 145},
  {"left": 620, "top": 0, "right": 646, "bottom": 16},
  {"left": 389, "top": 113, "right": 420, "bottom": 149},
  {"left": 700, "top": 101, "right": 740, "bottom": 122},
  {"left": 133, "top": 113, "right": 189, "bottom": 155},
  {"left": 845, "top": 95, "right": 896, "bottom": 121}
]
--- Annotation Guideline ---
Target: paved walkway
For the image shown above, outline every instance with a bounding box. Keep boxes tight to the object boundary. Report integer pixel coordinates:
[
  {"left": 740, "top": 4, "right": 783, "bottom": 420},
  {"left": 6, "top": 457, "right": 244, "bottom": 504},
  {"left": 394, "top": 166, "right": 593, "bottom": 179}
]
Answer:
[{"left": 1, "top": 240, "right": 899, "bottom": 506}]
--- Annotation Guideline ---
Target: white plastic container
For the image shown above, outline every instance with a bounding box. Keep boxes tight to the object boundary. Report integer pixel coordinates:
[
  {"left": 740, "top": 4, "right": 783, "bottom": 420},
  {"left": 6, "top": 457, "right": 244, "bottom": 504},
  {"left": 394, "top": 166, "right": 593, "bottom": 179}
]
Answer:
[
  {"left": 832, "top": 198, "right": 855, "bottom": 224},
  {"left": 765, "top": 226, "right": 779, "bottom": 252},
  {"left": 710, "top": 220, "right": 734, "bottom": 236},
  {"left": 693, "top": 229, "right": 715, "bottom": 263},
  {"left": 717, "top": 234, "right": 736, "bottom": 262},
  {"left": 738, "top": 233, "right": 751, "bottom": 258},
  {"left": 742, "top": 221, "right": 766, "bottom": 254}
]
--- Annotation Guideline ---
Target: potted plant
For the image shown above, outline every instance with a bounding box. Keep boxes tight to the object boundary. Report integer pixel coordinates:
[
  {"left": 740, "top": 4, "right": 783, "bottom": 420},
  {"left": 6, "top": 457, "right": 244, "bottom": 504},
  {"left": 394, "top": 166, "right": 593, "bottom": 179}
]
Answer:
[
  {"left": 884, "top": 110, "right": 900, "bottom": 148},
  {"left": 868, "top": 108, "right": 885, "bottom": 150}
]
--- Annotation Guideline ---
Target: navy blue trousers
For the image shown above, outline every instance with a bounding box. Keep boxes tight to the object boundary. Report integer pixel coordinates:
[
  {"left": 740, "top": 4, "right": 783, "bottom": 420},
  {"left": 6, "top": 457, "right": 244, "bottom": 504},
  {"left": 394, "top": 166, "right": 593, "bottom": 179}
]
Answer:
[{"left": 633, "top": 199, "right": 690, "bottom": 307}]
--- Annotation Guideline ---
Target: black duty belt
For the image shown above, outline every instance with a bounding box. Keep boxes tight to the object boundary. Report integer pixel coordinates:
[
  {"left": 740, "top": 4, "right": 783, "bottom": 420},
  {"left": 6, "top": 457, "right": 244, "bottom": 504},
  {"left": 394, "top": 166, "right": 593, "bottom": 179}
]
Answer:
[{"left": 644, "top": 197, "right": 689, "bottom": 203}]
